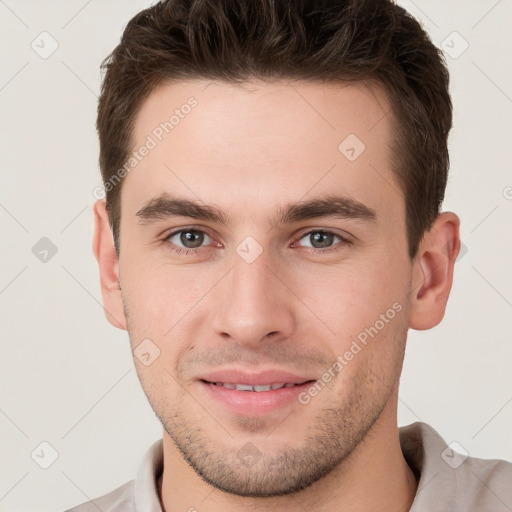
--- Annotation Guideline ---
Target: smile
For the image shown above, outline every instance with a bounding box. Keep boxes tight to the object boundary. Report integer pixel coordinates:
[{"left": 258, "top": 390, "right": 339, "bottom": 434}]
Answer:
[{"left": 207, "top": 382, "right": 308, "bottom": 391}]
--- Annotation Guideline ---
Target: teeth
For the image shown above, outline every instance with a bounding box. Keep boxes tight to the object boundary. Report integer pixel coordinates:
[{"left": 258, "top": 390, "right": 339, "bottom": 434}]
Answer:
[
  {"left": 235, "top": 384, "right": 254, "bottom": 391},
  {"left": 253, "top": 384, "right": 272, "bottom": 391},
  {"left": 212, "top": 382, "right": 299, "bottom": 391}
]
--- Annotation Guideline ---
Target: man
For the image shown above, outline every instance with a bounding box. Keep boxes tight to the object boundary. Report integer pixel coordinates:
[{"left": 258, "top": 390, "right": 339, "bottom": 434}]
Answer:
[{"left": 68, "top": 0, "right": 512, "bottom": 510}]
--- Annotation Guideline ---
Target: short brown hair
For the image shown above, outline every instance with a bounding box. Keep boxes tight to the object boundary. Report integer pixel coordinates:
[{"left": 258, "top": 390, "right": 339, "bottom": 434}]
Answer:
[{"left": 97, "top": 0, "right": 452, "bottom": 259}]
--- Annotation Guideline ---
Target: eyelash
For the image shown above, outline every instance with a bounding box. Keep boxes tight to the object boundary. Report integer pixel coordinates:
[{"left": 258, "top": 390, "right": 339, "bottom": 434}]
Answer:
[{"left": 161, "top": 227, "right": 352, "bottom": 256}]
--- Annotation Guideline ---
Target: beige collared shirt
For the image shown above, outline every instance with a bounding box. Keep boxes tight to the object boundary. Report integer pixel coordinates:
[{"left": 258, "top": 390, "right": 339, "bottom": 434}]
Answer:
[{"left": 64, "top": 422, "right": 512, "bottom": 511}]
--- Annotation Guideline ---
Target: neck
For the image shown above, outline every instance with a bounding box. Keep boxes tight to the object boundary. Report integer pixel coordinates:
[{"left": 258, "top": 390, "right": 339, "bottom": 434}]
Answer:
[{"left": 158, "top": 404, "right": 418, "bottom": 512}]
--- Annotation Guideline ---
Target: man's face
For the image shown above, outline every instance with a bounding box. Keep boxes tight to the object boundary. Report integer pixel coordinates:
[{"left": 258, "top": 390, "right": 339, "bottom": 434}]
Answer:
[{"left": 116, "top": 79, "right": 414, "bottom": 495}]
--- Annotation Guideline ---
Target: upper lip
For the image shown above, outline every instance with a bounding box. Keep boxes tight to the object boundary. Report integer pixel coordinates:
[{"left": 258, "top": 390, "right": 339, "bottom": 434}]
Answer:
[{"left": 199, "top": 369, "right": 315, "bottom": 386}]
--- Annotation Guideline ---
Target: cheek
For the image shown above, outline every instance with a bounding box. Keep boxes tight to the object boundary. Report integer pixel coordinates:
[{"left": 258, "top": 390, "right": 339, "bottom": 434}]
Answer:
[
  {"left": 294, "top": 254, "right": 411, "bottom": 348},
  {"left": 121, "top": 258, "right": 220, "bottom": 338}
]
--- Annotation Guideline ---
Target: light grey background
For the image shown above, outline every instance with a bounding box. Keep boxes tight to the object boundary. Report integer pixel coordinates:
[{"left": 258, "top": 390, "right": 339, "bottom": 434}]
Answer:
[{"left": 0, "top": 1, "right": 511, "bottom": 511}]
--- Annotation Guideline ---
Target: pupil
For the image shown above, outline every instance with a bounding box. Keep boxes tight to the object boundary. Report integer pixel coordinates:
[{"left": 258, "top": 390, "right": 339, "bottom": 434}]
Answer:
[
  {"left": 181, "top": 230, "right": 203, "bottom": 248},
  {"left": 312, "top": 232, "right": 333, "bottom": 248}
]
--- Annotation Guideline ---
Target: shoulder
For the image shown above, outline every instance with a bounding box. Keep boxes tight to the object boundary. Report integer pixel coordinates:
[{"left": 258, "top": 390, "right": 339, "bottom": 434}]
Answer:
[
  {"left": 400, "top": 422, "right": 512, "bottom": 512},
  {"left": 457, "top": 452, "right": 512, "bottom": 508},
  {"left": 63, "top": 439, "right": 163, "bottom": 512},
  {"left": 64, "top": 480, "right": 135, "bottom": 512}
]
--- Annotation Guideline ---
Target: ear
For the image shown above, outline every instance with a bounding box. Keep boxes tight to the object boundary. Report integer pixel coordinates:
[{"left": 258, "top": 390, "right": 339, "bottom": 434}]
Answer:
[
  {"left": 92, "top": 199, "right": 127, "bottom": 330},
  {"left": 409, "top": 212, "right": 461, "bottom": 330}
]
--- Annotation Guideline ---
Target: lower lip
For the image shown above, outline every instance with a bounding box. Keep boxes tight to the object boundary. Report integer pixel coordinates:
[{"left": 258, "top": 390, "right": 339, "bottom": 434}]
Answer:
[{"left": 199, "top": 380, "right": 316, "bottom": 415}]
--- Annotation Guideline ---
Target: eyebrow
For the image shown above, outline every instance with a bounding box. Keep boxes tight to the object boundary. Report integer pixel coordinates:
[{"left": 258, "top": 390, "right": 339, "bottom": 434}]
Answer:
[{"left": 135, "top": 193, "right": 377, "bottom": 226}]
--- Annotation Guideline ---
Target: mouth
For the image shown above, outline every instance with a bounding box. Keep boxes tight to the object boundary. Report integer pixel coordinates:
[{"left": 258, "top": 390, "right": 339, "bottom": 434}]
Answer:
[
  {"left": 200, "top": 380, "right": 314, "bottom": 392},
  {"left": 201, "top": 379, "right": 314, "bottom": 393},
  {"left": 198, "top": 371, "right": 316, "bottom": 416}
]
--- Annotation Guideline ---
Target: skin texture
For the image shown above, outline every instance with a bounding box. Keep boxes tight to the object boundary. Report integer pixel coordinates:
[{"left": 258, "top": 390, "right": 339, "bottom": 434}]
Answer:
[{"left": 93, "top": 79, "right": 460, "bottom": 512}]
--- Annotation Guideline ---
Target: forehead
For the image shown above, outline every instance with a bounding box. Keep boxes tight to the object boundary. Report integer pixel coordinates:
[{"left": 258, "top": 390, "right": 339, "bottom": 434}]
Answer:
[
  {"left": 132, "top": 78, "right": 392, "bottom": 152},
  {"left": 123, "top": 78, "right": 401, "bottom": 225}
]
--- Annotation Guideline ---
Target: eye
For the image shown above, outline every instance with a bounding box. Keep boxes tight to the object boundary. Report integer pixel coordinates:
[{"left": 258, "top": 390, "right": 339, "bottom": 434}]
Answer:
[
  {"left": 295, "top": 230, "right": 349, "bottom": 252},
  {"left": 161, "top": 227, "right": 350, "bottom": 256},
  {"left": 163, "top": 228, "right": 214, "bottom": 253}
]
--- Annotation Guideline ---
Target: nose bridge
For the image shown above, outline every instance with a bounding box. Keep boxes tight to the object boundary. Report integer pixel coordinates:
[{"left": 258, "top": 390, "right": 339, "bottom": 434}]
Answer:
[
  {"left": 232, "top": 246, "right": 274, "bottom": 305},
  {"left": 212, "top": 243, "right": 295, "bottom": 346}
]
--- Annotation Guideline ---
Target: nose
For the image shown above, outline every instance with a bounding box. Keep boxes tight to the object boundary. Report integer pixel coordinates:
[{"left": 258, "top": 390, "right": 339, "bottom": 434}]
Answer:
[{"left": 211, "top": 247, "right": 296, "bottom": 348}]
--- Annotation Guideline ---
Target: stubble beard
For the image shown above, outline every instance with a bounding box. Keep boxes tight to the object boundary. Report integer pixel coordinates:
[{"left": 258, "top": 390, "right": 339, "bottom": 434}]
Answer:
[{"left": 153, "top": 362, "right": 397, "bottom": 497}]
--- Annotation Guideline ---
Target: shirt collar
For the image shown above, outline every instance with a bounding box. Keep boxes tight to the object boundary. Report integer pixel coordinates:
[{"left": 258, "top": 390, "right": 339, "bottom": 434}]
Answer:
[{"left": 133, "top": 438, "right": 164, "bottom": 511}]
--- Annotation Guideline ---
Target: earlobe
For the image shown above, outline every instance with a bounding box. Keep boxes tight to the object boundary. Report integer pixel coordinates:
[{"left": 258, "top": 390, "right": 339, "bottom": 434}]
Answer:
[
  {"left": 92, "top": 199, "right": 128, "bottom": 331},
  {"left": 409, "top": 212, "right": 461, "bottom": 331}
]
